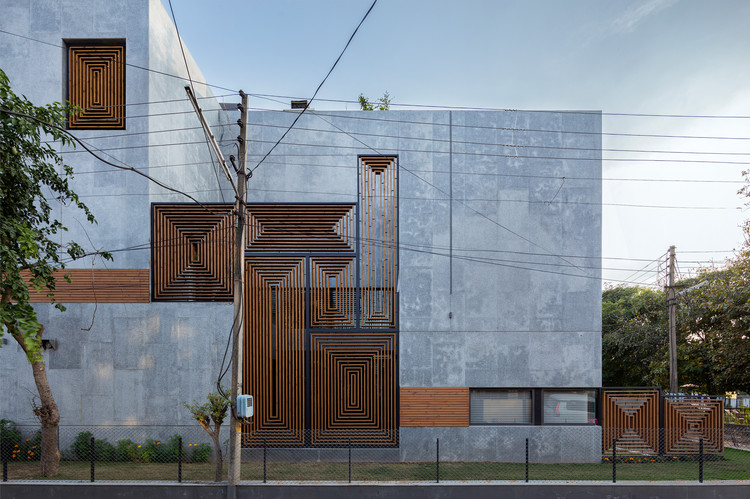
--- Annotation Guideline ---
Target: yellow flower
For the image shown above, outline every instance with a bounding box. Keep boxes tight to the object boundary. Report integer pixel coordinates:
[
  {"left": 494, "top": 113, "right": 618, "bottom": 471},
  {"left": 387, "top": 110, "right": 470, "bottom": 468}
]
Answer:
[{"left": 138, "top": 445, "right": 141, "bottom": 448}]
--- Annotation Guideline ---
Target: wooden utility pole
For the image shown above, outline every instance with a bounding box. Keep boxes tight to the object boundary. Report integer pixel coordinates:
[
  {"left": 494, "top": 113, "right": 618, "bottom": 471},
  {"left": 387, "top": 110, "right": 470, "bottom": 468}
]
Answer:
[
  {"left": 667, "top": 245, "right": 678, "bottom": 394},
  {"left": 227, "top": 90, "right": 248, "bottom": 496}
]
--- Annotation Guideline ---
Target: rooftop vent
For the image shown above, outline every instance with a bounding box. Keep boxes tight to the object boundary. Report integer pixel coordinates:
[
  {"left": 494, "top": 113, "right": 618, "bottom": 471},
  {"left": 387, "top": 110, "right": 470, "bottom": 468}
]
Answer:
[{"left": 291, "top": 100, "right": 308, "bottom": 110}]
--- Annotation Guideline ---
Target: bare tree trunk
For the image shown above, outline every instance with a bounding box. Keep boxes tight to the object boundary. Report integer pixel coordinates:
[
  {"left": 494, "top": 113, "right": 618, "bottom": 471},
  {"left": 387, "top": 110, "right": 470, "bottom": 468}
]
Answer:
[
  {"left": 7, "top": 324, "right": 60, "bottom": 477},
  {"left": 211, "top": 427, "right": 223, "bottom": 482}
]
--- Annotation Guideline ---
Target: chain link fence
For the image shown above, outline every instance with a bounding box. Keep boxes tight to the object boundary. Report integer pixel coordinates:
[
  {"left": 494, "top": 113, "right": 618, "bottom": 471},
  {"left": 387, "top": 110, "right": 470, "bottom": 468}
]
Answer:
[{"left": 2, "top": 425, "right": 748, "bottom": 483}]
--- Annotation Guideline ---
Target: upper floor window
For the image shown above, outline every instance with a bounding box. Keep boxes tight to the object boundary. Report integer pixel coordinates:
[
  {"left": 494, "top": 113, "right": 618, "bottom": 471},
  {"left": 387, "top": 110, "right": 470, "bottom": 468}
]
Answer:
[{"left": 66, "top": 41, "right": 125, "bottom": 129}]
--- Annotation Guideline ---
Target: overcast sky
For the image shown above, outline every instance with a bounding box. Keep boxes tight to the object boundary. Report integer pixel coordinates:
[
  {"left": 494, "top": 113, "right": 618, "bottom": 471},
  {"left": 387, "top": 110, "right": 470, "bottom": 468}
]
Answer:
[{"left": 164, "top": 0, "right": 750, "bottom": 286}]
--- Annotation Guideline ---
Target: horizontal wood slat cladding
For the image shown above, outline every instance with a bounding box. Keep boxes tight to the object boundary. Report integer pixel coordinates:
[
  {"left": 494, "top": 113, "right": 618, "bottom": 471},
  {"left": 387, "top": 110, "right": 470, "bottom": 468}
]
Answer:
[
  {"left": 400, "top": 387, "right": 469, "bottom": 427},
  {"left": 247, "top": 204, "right": 356, "bottom": 252},
  {"left": 25, "top": 269, "right": 149, "bottom": 303},
  {"left": 68, "top": 44, "right": 126, "bottom": 129}
]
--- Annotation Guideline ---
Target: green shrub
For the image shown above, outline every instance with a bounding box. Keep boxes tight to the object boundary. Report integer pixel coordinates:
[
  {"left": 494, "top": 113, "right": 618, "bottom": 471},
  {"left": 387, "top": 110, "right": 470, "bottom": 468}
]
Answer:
[
  {"left": 71, "top": 431, "right": 116, "bottom": 461},
  {"left": 115, "top": 439, "right": 139, "bottom": 462},
  {"left": 191, "top": 443, "right": 212, "bottom": 463},
  {"left": 165, "top": 434, "right": 184, "bottom": 462}
]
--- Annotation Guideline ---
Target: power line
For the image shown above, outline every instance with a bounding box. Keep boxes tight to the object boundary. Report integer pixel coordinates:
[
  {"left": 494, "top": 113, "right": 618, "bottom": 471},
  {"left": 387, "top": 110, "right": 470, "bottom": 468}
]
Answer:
[
  {"left": 0, "top": 28, "right": 238, "bottom": 93},
  {"left": 251, "top": 0, "right": 378, "bottom": 173}
]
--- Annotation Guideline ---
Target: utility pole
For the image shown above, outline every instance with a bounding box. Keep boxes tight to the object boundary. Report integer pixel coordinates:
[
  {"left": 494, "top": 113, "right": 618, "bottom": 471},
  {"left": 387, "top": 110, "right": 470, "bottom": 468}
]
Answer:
[
  {"left": 227, "top": 90, "right": 248, "bottom": 497},
  {"left": 667, "top": 245, "right": 678, "bottom": 394}
]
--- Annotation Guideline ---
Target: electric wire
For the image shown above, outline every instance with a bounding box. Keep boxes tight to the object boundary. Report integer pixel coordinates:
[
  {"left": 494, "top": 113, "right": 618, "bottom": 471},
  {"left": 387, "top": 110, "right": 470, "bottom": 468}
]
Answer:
[{"left": 250, "top": 0, "right": 378, "bottom": 173}]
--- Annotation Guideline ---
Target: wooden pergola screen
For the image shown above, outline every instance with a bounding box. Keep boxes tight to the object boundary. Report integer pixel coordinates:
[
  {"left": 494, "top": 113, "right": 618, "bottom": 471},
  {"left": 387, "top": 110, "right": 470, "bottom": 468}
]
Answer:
[
  {"left": 664, "top": 398, "right": 724, "bottom": 455},
  {"left": 359, "top": 157, "right": 397, "bottom": 328},
  {"left": 247, "top": 204, "right": 356, "bottom": 252},
  {"left": 68, "top": 44, "right": 125, "bottom": 129},
  {"left": 152, "top": 205, "right": 234, "bottom": 301},
  {"left": 601, "top": 390, "right": 659, "bottom": 454},
  {"left": 243, "top": 258, "right": 306, "bottom": 446},
  {"left": 310, "top": 257, "right": 357, "bottom": 328},
  {"left": 310, "top": 332, "right": 398, "bottom": 445}
]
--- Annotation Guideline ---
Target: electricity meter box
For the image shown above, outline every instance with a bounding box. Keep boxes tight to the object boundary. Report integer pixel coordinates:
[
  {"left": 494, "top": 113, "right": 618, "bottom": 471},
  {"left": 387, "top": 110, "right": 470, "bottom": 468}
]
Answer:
[{"left": 237, "top": 395, "right": 253, "bottom": 418}]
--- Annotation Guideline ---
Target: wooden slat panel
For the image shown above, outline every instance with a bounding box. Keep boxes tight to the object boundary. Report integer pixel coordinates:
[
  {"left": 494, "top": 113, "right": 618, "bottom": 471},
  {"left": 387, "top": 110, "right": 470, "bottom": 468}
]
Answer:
[
  {"left": 25, "top": 269, "right": 149, "bottom": 303},
  {"left": 247, "top": 204, "right": 356, "bottom": 252},
  {"left": 360, "top": 157, "right": 397, "bottom": 328},
  {"left": 400, "top": 387, "right": 470, "bottom": 427},
  {"left": 601, "top": 389, "right": 660, "bottom": 454},
  {"left": 664, "top": 397, "right": 724, "bottom": 455},
  {"left": 68, "top": 44, "right": 125, "bottom": 129},
  {"left": 310, "top": 257, "right": 356, "bottom": 328},
  {"left": 243, "top": 258, "right": 306, "bottom": 446},
  {"left": 152, "top": 204, "right": 234, "bottom": 301},
  {"left": 310, "top": 332, "right": 398, "bottom": 445}
]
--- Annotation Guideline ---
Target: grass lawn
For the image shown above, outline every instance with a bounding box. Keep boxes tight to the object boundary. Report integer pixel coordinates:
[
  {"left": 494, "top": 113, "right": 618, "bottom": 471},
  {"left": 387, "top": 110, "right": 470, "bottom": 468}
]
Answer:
[{"left": 5, "top": 448, "right": 749, "bottom": 482}]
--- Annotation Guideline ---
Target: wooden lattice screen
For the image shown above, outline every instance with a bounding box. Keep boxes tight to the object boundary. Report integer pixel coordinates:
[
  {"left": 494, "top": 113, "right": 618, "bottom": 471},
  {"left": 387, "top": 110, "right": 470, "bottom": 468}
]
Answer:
[
  {"left": 243, "top": 258, "right": 306, "bottom": 446},
  {"left": 310, "top": 257, "right": 357, "bottom": 328},
  {"left": 359, "top": 157, "right": 398, "bottom": 328},
  {"left": 152, "top": 204, "right": 234, "bottom": 301},
  {"left": 309, "top": 332, "right": 398, "bottom": 446},
  {"left": 601, "top": 390, "right": 660, "bottom": 454},
  {"left": 68, "top": 43, "right": 125, "bottom": 129},
  {"left": 246, "top": 204, "right": 356, "bottom": 252},
  {"left": 664, "top": 397, "right": 724, "bottom": 455}
]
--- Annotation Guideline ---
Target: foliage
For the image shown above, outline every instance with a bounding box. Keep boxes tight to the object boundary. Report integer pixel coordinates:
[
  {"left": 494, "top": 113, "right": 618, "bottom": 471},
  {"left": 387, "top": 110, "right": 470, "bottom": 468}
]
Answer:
[
  {"left": 725, "top": 408, "right": 750, "bottom": 425},
  {"left": 358, "top": 91, "right": 391, "bottom": 111},
  {"left": 184, "top": 390, "right": 230, "bottom": 431},
  {"left": 190, "top": 443, "right": 212, "bottom": 463},
  {"left": 0, "top": 420, "right": 41, "bottom": 461},
  {"left": 0, "top": 67, "right": 110, "bottom": 356}
]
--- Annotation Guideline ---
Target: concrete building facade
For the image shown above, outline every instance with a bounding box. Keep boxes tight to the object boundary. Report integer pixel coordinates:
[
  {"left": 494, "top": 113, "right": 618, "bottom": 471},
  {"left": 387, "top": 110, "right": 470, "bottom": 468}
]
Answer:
[{"left": 0, "top": 0, "right": 602, "bottom": 462}]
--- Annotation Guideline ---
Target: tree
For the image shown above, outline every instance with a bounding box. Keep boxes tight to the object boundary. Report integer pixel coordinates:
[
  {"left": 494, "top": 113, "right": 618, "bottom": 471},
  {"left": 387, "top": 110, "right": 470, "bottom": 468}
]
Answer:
[
  {"left": 184, "top": 390, "right": 230, "bottom": 482},
  {"left": 602, "top": 285, "right": 667, "bottom": 387},
  {"left": 0, "top": 67, "right": 109, "bottom": 476},
  {"left": 358, "top": 91, "right": 391, "bottom": 111}
]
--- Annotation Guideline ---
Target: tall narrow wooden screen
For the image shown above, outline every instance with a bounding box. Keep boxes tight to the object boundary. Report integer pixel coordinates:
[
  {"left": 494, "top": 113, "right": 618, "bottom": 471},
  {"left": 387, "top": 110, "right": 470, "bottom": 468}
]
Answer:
[
  {"left": 310, "top": 258, "right": 356, "bottom": 328},
  {"left": 244, "top": 258, "right": 306, "bottom": 446},
  {"left": 359, "top": 157, "right": 397, "bottom": 328},
  {"left": 247, "top": 204, "right": 356, "bottom": 252},
  {"left": 152, "top": 204, "right": 234, "bottom": 301},
  {"left": 68, "top": 44, "right": 125, "bottom": 129},
  {"left": 601, "top": 390, "right": 659, "bottom": 454},
  {"left": 310, "top": 332, "right": 397, "bottom": 446},
  {"left": 664, "top": 397, "right": 724, "bottom": 455}
]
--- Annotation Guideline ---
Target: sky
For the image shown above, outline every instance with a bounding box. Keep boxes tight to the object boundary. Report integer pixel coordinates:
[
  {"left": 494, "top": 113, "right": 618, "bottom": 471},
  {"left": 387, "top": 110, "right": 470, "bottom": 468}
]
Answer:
[{"left": 163, "top": 0, "right": 750, "bottom": 286}]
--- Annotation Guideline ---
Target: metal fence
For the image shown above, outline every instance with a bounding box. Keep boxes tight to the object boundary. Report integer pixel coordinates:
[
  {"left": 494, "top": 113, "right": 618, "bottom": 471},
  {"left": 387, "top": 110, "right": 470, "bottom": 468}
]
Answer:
[{"left": 1, "top": 425, "right": 749, "bottom": 483}]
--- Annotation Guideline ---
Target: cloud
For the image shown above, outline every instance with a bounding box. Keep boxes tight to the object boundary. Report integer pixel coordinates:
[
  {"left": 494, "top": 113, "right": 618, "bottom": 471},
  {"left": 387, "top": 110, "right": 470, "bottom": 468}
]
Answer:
[{"left": 610, "top": 0, "right": 680, "bottom": 34}]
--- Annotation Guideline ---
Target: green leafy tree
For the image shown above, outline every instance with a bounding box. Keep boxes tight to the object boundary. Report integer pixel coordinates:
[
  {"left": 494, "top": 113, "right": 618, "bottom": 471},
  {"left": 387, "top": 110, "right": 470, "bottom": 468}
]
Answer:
[
  {"left": 358, "top": 91, "right": 391, "bottom": 111},
  {"left": 184, "top": 390, "right": 230, "bottom": 481},
  {"left": 0, "top": 67, "right": 110, "bottom": 476}
]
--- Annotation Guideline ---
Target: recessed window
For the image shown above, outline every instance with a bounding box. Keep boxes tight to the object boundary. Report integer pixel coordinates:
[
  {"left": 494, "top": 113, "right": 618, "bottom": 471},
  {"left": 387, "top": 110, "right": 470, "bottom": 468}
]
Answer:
[
  {"left": 67, "top": 41, "right": 126, "bottom": 129},
  {"left": 543, "top": 390, "right": 596, "bottom": 424},
  {"left": 470, "top": 389, "right": 532, "bottom": 425}
]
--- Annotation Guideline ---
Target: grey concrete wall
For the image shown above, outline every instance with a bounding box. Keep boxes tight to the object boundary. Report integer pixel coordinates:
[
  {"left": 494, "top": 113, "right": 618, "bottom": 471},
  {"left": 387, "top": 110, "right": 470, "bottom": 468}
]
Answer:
[
  {"left": 0, "top": 0, "right": 233, "bottom": 429},
  {"left": 400, "top": 425, "right": 601, "bottom": 463}
]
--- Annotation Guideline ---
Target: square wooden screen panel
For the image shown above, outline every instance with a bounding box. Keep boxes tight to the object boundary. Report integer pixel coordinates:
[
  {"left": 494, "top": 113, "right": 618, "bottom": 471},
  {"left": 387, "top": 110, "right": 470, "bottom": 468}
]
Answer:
[
  {"left": 664, "top": 398, "right": 724, "bottom": 455},
  {"left": 68, "top": 44, "right": 125, "bottom": 129},
  {"left": 152, "top": 204, "right": 234, "bottom": 301},
  {"left": 247, "top": 204, "right": 356, "bottom": 252},
  {"left": 243, "top": 258, "right": 306, "bottom": 446},
  {"left": 310, "top": 333, "right": 397, "bottom": 446},
  {"left": 310, "top": 257, "right": 356, "bottom": 328},
  {"left": 601, "top": 390, "right": 660, "bottom": 454}
]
